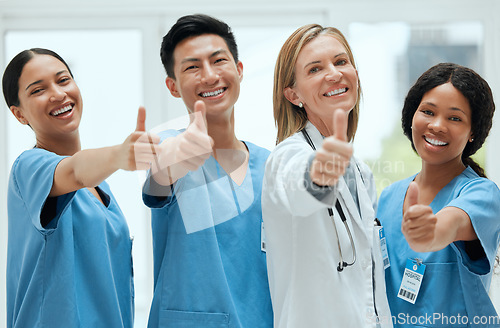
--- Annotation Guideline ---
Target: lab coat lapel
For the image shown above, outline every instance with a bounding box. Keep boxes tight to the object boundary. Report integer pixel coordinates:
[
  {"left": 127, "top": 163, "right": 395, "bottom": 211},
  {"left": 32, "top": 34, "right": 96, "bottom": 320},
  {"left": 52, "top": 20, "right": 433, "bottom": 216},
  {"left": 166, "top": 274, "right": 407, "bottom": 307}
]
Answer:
[
  {"left": 353, "top": 162, "right": 376, "bottom": 224},
  {"left": 336, "top": 166, "right": 370, "bottom": 241}
]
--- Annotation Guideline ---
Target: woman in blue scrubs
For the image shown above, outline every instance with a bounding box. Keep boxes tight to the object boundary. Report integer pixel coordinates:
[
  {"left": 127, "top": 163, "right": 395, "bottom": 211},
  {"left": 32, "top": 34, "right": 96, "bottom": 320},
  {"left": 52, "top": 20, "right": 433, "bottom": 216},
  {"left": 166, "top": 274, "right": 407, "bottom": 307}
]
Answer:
[
  {"left": 377, "top": 63, "right": 500, "bottom": 327},
  {"left": 2, "top": 48, "right": 159, "bottom": 328}
]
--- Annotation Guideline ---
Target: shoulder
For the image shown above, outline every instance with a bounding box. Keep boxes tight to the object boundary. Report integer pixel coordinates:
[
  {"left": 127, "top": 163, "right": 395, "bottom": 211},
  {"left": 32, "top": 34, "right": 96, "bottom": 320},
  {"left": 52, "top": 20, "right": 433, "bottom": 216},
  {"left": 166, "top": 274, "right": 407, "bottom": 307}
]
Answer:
[
  {"left": 380, "top": 175, "right": 414, "bottom": 200},
  {"left": 452, "top": 167, "right": 499, "bottom": 196},
  {"left": 12, "top": 148, "right": 63, "bottom": 174},
  {"left": 16, "top": 147, "right": 58, "bottom": 161},
  {"left": 266, "top": 132, "right": 312, "bottom": 170},
  {"left": 280, "top": 130, "right": 307, "bottom": 145},
  {"left": 270, "top": 132, "right": 309, "bottom": 156},
  {"left": 244, "top": 141, "right": 271, "bottom": 158},
  {"left": 243, "top": 141, "right": 271, "bottom": 172}
]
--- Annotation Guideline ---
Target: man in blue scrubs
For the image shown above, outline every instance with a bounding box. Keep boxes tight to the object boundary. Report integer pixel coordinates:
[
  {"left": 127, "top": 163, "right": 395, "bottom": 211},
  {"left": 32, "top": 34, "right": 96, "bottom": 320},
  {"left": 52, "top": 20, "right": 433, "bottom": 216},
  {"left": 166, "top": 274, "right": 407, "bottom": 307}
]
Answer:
[{"left": 142, "top": 14, "right": 273, "bottom": 328}]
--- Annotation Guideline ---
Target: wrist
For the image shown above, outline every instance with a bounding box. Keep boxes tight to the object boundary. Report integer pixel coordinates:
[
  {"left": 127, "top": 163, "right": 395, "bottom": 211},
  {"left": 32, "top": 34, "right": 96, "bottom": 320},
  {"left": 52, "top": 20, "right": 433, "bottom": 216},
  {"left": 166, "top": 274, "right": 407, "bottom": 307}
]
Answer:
[{"left": 110, "top": 144, "right": 123, "bottom": 171}]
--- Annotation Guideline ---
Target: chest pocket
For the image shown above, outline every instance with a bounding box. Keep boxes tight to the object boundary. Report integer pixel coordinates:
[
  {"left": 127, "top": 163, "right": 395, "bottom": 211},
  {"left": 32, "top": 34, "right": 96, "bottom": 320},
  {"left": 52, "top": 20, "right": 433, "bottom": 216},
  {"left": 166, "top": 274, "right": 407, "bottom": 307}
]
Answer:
[
  {"left": 159, "top": 309, "right": 229, "bottom": 328},
  {"left": 402, "top": 262, "right": 468, "bottom": 327}
]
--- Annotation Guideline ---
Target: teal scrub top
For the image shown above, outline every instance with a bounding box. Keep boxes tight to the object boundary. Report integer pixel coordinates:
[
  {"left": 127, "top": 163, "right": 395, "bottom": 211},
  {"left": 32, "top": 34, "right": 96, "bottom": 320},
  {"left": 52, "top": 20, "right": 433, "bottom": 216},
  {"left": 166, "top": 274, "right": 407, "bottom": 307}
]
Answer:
[
  {"left": 7, "top": 148, "right": 134, "bottom": 328},
  {"left": 378, "top": 167, "right": 500, "bottom": 327},
  {"left": 143, "top": 131, "right": 273, "bottom": 328}
]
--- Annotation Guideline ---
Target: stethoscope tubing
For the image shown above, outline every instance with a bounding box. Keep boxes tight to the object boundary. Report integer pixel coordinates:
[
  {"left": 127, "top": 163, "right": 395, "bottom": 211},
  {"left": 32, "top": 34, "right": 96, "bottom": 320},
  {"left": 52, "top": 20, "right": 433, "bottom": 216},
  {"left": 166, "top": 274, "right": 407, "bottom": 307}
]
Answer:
[{"left": 301, "top": 128, "right": 357, "bottom": 271}]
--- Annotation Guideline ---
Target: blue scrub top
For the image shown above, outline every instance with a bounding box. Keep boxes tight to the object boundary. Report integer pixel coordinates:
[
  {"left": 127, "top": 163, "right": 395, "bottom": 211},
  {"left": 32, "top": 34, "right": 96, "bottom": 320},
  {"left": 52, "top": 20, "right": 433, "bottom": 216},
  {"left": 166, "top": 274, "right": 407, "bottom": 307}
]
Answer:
[
  {"left": 378, "top": 167, "right": 500, "bottom": 327},
  {"left": 143, "top": 132, "right": 273, "bottom": 328},
  {"left": 7, "top": 148, "right": 134, "bottom": 328}
]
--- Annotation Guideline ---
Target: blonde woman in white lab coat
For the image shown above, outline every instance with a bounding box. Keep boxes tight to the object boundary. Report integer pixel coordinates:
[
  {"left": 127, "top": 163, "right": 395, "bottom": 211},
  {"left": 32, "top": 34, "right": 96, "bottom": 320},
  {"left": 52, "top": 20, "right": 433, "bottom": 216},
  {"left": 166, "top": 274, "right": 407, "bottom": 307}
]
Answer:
[{"left": 262, "top": 24, "right": 393, "bottom": 328}]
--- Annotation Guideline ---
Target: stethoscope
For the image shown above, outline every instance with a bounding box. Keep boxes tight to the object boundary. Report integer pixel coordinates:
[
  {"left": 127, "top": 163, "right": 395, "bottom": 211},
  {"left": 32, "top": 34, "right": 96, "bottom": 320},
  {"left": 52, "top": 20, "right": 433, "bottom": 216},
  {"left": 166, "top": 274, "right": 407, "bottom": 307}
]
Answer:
[{"left": 301, "top": 129, "right": 357, "bottom": 272}]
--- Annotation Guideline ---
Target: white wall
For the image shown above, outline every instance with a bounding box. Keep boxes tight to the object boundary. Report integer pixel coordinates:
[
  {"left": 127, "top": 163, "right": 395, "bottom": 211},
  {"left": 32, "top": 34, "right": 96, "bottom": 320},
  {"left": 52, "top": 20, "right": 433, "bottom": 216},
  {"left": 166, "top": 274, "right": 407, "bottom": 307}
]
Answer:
[{"left": 1, "top": 1, "right": 500, "bottom": 327}]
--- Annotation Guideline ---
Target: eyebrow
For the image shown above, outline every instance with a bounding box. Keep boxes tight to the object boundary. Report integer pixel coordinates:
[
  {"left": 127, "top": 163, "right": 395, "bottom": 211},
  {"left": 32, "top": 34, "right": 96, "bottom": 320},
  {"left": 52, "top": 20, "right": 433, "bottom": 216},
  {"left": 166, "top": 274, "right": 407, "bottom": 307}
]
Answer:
[
  {"left": 180, "top": 49, "right": 228, "bottom": 64},
  {"left": 421, "top": 101, "right": 467, "bottom": 114},
  {"left": 25, "top": 70, "right": 69, "bottom": 91},
  {"left": 303, "top": 52, "right": 347, "bottom": 70}
]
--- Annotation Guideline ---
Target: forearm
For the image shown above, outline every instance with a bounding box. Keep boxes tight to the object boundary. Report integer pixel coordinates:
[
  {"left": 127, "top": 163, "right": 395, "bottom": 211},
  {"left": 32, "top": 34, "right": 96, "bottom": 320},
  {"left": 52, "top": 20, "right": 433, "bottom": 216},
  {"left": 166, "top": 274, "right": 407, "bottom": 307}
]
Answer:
[
  {"left": 70, "top": 145, "right": 121, "bottom": 187},
  {"left": 150, "top": 134, "right": 211, "bottom": 186},
  {"left": 50, "top": 145, "right": 121, "bottom": 197},
  {"left": 422, "top": 219, "right": 459, "bottom": 252},
  {"left": 150, "top": 164, "right": 177, "bottom": 186},
  {"left": 150, "top": 138, "right": 180, "bottom": 186},
  {"left": 414, "top": 207, "right": 477, "bottom": 252}
]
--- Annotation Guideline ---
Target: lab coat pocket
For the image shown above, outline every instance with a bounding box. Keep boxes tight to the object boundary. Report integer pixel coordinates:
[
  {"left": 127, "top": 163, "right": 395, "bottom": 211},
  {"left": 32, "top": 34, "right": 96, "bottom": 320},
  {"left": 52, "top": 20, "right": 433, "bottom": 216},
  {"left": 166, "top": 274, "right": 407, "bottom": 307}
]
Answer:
[{"left": 159, "top": 309, "right": 230, "bottom": 327}]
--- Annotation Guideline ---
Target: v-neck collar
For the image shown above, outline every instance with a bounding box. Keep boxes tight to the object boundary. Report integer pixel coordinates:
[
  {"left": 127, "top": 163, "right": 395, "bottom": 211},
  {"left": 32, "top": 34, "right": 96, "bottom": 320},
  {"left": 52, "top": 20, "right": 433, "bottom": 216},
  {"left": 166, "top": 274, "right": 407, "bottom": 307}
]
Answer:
[{"left": 210, "top": 141, "right": 250, "bottom": 187}]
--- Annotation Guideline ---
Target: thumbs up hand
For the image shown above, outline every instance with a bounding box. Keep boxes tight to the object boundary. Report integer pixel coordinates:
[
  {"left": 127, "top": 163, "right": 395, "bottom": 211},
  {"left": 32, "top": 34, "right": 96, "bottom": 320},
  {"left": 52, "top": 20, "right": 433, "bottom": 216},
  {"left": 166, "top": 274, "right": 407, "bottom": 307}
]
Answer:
[
  {"left": 309, "top": 109, "right": 353, "bottom": 187},
  {"left": 402, "top": 182, "right": 438, "bottom": 252},
  {"left": 153, "top": 100, "right": 214, "bottom": 185},
  {"left": 119, "top": 106, "right": 161, "bottom": 171}
]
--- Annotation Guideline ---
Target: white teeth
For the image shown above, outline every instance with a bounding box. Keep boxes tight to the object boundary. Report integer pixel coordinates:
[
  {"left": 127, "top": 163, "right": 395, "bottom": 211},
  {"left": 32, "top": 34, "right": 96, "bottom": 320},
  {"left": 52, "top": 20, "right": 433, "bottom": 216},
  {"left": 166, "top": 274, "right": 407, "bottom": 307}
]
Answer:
[
  {"left": 51, "top": 105, "right": 73, "bottom": 116},
  {"left": 425, "top": 136, "right": 447, "bottom": 146},
  {"left": 201, "top": 88, "right": 224, "bottom": 97},
  {"left": 325, "top": 88, "right": 347, "bottom": 97}
]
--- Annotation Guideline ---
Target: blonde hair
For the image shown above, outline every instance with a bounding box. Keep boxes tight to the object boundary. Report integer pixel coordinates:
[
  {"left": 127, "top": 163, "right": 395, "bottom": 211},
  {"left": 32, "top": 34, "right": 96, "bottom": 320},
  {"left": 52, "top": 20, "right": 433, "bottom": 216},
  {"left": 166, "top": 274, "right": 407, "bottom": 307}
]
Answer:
[{"left": 273, "top": 24, "right": 361, "bottom": 144}]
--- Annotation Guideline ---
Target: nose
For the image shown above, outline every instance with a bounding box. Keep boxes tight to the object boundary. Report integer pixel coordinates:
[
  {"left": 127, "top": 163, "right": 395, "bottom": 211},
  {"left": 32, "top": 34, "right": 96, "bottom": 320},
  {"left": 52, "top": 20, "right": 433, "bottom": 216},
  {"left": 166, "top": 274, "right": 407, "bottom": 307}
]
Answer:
[
  {"left": 201, "top": 64, "right": 219, "bottom": 85},
  {"left": 428, "top": 116, "right": 448, "bottom": 133},
  {"left": 325, "top": 64, "right": 342, "bottom": 82},
  {"left": 49, "top": 85, "right": 66, "bottom": 102}
]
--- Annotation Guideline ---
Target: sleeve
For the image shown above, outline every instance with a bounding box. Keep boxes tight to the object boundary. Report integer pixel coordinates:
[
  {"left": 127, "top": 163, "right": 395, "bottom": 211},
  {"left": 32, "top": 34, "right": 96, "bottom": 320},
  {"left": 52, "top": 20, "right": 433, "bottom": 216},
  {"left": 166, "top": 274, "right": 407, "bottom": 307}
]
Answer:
[
  {"left": 142, "top": 129, "right": 181, "bottom": 209},
  {"left": 449, "top": 178, "right": 500, "bottom": 275},
  {"left": 11, "top": 149, "right": 75, "bottom": 232},
  {"left": 142, "top": 174, "right": 174, "bottom": 208},
  {"left": 262, "top": 136, "right": 337, "bottom": 217}
]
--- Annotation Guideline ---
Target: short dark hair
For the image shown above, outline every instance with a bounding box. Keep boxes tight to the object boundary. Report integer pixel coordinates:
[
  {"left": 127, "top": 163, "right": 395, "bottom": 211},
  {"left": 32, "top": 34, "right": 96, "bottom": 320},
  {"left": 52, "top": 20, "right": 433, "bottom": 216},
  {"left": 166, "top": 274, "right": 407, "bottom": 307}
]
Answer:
[
  {"left": 160, "top": 14, "right": 239, "bottom": 79},
  {"left": 2, "top": 48, "right": 73, "bottom": 108},
  {"left": 401, "top": 62, "right": 495, "bottom": 177}
]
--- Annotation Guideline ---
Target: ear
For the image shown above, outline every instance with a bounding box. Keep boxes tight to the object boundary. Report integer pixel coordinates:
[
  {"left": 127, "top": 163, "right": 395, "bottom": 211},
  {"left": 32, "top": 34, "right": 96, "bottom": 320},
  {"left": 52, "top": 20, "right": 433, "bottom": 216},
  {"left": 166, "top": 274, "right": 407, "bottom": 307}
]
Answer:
[
  {"left": 165, "top": 77, "right": 181, "bottom": 98},
  {"left": 355, "top": 69, "right": 360, "bottom": 89},
  {"left": 284, "top": 87, "right": 300, "bottom": 107},
  {"left": 10, "top": 106, "right": 29, "bottom": 125},
  {"left": 236, "top": 61, "right": 243, "bottom": 83}
]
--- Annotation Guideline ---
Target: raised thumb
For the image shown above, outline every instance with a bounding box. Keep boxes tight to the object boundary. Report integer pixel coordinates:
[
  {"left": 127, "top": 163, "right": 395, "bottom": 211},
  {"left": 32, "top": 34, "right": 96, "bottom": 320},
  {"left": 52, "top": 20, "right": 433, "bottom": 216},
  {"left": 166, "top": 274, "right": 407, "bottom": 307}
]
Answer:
[
  {"left": 333, "top": 109, "right": 348, "bottom": 142},
  {"left": 135, "top": 106, "right": 146, "bottom": 132},
  {"left": 406, "top": 181, "right": 420, "bottom": 207},
  {"left": 191, "top": 100, "right": 208, "bottom": 132}
]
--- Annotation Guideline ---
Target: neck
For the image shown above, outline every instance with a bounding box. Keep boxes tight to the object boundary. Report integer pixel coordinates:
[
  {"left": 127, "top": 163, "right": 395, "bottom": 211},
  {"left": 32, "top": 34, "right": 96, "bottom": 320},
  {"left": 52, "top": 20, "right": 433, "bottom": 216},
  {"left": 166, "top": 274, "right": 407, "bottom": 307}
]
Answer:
[
  {"left": 308, "top": 114, "right": 333, "bottom": 137},
  {"left": 416, "top": 159, "right": 466, "bottom": 189},
  {"left": 35, "top": 131, "right": 81, "bottom": 156},
  {"left": 207, "top": 109, "right": 242, "bottom": 151},
  {"left": 206, "top": 110, "right": 248, "bottom": 181}
]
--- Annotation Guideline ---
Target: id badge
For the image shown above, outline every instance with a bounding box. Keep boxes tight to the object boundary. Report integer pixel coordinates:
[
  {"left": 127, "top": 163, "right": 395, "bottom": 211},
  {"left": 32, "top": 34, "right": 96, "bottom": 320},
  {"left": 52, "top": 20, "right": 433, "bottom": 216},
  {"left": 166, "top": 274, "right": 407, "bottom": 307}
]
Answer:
[
  {"left": 261, "top": 221, "right": 266, "bottom": 252},
  {"left": 398, "top": 258, "right": 426, "bottom": 304},
  {"left": 379, "top": 227, "right": 390, "bottom": 269}
]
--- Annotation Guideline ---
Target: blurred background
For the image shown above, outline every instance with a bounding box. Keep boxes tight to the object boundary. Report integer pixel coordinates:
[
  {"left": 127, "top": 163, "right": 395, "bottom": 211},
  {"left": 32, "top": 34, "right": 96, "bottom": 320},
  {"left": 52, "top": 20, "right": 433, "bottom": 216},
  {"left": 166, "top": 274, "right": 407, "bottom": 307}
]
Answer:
[{"left": 1, "top": 0, "right": 500, "bottom": 326}]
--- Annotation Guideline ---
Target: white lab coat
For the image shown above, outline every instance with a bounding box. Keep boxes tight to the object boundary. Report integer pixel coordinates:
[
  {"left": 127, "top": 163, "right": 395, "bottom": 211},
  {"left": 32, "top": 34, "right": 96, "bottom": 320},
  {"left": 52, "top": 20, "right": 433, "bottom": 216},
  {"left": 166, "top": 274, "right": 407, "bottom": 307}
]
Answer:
[{"left": 262, "top": 122, "right": 393, "bottom": 328}]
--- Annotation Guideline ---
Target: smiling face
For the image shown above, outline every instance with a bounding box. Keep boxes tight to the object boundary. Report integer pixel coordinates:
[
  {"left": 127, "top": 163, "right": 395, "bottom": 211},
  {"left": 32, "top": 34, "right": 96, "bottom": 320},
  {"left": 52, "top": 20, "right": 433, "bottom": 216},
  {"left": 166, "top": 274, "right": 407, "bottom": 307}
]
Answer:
[
  {"left": 284, "top": 34, "right": 358, "bottom": 134},
  {"left": 10, "top": 54, "right": 82, "bottom": 143},
  {"left": 165, "top": 34, "right": 243, "bottom": 119},
  {"left": 412, "top": 82, "right": 473, "bottom": 168}
]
